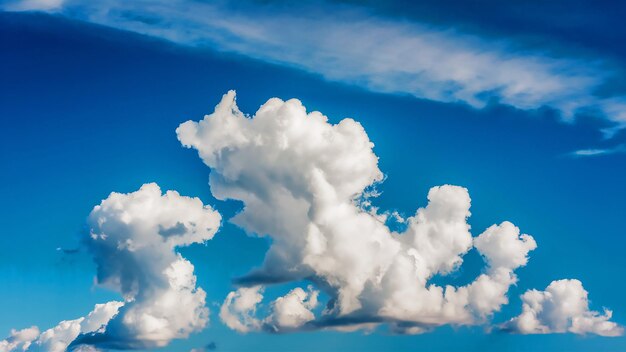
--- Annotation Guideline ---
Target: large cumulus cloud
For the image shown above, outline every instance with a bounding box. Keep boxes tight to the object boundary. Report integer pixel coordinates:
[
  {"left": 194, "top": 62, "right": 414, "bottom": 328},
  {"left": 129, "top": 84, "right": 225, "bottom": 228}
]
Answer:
[
  {"left": 1, "top": 183, "right": 222, "bottom": 351},
  {"left": 178, "top": 91, "right": 546, "bottom": 333}
]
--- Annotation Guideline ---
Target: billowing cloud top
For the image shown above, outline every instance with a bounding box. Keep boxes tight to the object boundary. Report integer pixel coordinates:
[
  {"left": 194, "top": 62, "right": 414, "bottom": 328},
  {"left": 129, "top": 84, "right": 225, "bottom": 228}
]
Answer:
[
  {"left": 73, "top": 183, "right": 221, "bottom": 349},
  {"left": 177, "top": 91, "right": 545, "bottom": 333}
]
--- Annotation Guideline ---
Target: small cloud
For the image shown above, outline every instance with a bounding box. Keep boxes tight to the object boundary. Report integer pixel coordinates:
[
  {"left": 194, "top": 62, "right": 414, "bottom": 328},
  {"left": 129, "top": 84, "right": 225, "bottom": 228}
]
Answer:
[
  {"left": 501, "top": 279, "right": 623, "bottom": 336},
  {"left": 571, "top": 144, "right": 626, "bottom": 157}
]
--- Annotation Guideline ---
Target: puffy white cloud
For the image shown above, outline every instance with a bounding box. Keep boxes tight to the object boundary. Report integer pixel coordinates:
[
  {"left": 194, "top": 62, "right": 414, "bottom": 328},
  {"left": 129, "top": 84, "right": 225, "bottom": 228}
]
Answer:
[
  {"left": 220, "top": 285, "right": 319, "bottom": 333},
  {"left": 48, "top": 301, "right": 124, "bottom": 351},
  {"left": 71, "top": 183, "right": 221, "bottom": 349},
  {"left": 180, "top": 91, "right": 537, "bottom": 333},
  {"left": 474, "top": 221, "right": 537, "bottom": 271},
  {"left": 219, "top": 286, "right": 264, "bottom": 333},
  {"left": 0, "top": 302, "right": 122, "bottom": 352},
  {"left": 0, "top": 327, "right": 39, "bottom": 352},
  {"left": 503, "top": 279, "right": 623, "bottom": 336},
  {"left": 265, "top": 286, "right": 319, "bottom": 331},
  {"left": 2, "top": 183, "right": 222, "bottom": 351}
]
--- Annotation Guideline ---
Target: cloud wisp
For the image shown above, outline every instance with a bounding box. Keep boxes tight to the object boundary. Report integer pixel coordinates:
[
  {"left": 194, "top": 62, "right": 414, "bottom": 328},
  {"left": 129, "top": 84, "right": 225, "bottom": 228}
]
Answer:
[
  {"left": 1, "top": 184, "right": 222, "bottom": 351},
  {"left": 571, "top": 144, "right": 626, "bottom": 157},
  {"left": 3, "top": 0, "right": 626, "bottom": 133},
  {"left": 176, "top": 91, "right": 622, "bottom": 335}
]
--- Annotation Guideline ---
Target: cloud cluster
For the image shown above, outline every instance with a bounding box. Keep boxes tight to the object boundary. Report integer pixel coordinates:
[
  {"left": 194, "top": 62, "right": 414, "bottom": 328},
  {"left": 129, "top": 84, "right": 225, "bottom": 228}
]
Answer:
[
  {"left": 5, "top": 0, "right": 626, "bottom": 132},
  {"left": 179, "top": 91, "right": 545, "bottom": 333},
  {"left": 220, "top": 285, "right": 320, "bottom": 334},
  {"left": 503, "top": 279, "right": 624, "bottom": 336},
  {"left": 1, "top": 184, "right": 222, "bottom": 351},
  {"left": 1, "top": 91, "right": 622, "bottom": 348}
]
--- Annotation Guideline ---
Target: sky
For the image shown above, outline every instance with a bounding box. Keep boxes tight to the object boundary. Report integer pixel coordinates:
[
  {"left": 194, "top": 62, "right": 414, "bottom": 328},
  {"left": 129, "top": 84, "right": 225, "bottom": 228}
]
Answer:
[{"left": 1, "top": 0, "right": 626, "bottom": 351}]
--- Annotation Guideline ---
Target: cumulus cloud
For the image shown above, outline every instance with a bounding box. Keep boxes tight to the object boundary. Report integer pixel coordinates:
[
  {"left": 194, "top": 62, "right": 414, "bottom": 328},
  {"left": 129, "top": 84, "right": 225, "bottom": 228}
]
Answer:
[
  {"left": 0, "top": 302, "right": 122, "bottom": 352},
  {"left": 179, "top": 91, "right": 538, "bottom": 333},
  {"left": 4, "top": 0, "right": 626, "bottom": 132},
  {"left": 0, "top": 327, "right": 39, "bottom": 352},
  {"left": 503, "top": 279, "right": 623, "bottom": 336},
  {"left": 71, "top": 183, "right": 221, "bottom": 349},
  {"left": 265, "top": 286, "right": 319, "bottom": 332},
  {"left": 219, "top": 286, "right": 264, "bottom": 334},
  {"left": 220, "top": 285, "right": 319, "bottom": 333},
  {"left": 1, "top": 183, "right": 222, "bottom": 351}
]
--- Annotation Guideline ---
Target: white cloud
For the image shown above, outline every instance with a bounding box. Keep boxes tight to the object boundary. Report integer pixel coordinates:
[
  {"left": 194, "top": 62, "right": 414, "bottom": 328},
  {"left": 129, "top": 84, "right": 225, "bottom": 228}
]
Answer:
[
  {"left": 220, "top": 285, "right": 319, "bottom": 333},
  {"left": 180, "top": 91, "right": 537, "bottom": 333},
  {"left": 265, "top": 286, "right": 319, "bottom": 331},
  {"left": 36, "top": 304, "right": 113, "bottom": 352},
  {"left": 1, "top": 183, "right": 222, "bottom": 351},
  {"left": 503, "top": 279, "right": 623, "bottom": 336},
  {"left": 0, "top": 302, "right": 122, "bottom": 352},
  {"left": 571, "top": 144, "right": 626, "bottom": 157},
  {"left": 5, "top": 0, "right": 626, "bottom": 131},
  {"left": 0, "top": 327, "right": 39, "bottom": 352},
  {"left": 219, "top": 286, "right": 264, "bottom": 333},
  {"left": 474, "top": 221, "right": 537, "bottom": 271},
  {"left": 71, "top": 183, "right": 221, "bottom": 349}
]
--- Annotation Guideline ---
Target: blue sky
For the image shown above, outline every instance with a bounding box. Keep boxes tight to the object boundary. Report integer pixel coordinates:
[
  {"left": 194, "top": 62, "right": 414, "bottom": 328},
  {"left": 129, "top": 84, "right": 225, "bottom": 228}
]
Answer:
[{"left": 1, "top": 1, "right": 626, "bottom": 351}]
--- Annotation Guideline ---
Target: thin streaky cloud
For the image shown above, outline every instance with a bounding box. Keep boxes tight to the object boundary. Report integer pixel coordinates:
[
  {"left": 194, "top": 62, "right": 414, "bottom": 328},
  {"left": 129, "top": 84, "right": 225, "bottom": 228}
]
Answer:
[
  {"left": 571, "top": 144, "right": 626, "bottom": 157},
  {"left": 3, "top": 0, "right": 626, "bottom": 133}
]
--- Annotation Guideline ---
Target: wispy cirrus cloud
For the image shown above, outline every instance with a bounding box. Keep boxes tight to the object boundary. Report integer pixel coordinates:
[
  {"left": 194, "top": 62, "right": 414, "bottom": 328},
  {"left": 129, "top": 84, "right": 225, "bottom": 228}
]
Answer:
[
  {"left": 3, "top": 0, "right": 626, "bottom": 134},
  {"left": 571, "top": 144, "right": 626, "bottom": 157}
]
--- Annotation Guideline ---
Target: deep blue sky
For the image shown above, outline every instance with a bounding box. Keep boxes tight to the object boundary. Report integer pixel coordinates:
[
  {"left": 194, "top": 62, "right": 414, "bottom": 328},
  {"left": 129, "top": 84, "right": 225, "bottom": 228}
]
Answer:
[{"left": 1, "top": 2, "right": 626, "bottom": 351}]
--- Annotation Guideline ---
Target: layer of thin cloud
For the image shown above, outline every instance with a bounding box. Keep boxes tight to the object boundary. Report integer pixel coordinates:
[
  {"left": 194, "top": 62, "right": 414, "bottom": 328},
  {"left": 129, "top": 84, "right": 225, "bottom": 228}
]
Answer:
[
  {"left": 179, "top": 91, "right": 539, "bottom": 333},
  {"left": 1, "top": 183, "right": 222, "bottom": 351},
  {"left": 503, "top": 279, "right": 623, "bottom": 336},
  {"left": 571, "top": 143, "right": 626, "bottom": 157},
  {"left": 4, "top": 0, "right": 626, "bottom": 132}
]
